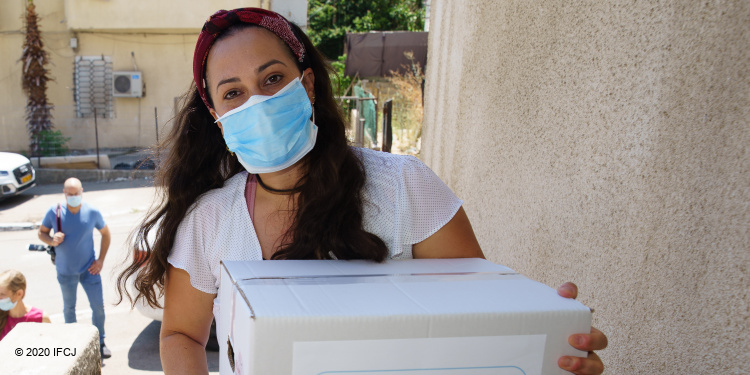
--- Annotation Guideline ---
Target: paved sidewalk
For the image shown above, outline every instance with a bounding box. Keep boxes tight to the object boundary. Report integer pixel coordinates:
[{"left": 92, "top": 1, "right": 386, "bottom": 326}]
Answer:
[
  {"left": 0, "top": 148, "right": 159, "bottom": 231},
  {"left": 0, "top": 179, "right": 157, "bottom": 232}
]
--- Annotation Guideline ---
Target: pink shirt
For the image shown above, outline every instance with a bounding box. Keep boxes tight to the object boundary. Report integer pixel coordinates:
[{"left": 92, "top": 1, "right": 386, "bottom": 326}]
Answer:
[
  {"left": 245, "top": 174, "right": 257, "bottom": 223},
  {"left": 1, "top": 307, "right": 44, "bottom": 340},
  {"left": 245, "top": 174, "right": 266, "bottom": 260}
]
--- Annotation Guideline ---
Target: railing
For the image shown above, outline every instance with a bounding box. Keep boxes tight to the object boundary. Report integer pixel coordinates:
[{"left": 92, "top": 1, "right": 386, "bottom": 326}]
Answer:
[{"left": 335, "top": 96, "right": 392, "bottom": 153}]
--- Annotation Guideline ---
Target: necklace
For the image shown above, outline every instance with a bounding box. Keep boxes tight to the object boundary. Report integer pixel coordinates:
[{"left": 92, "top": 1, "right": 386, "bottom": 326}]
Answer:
[{"left": 256, "top": 175, "right": 299, "bottom": 194}]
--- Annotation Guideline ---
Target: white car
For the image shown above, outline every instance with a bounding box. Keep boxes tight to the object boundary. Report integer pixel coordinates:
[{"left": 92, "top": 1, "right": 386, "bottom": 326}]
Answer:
[
  {"left": 126, "top": 233, "right": 218, "bottom": 350},
  {"left": 127, "top": 240, "right": 165, "bottom": 321},
  {"left": 127, "top": 246, "right": 219, "bottom": 351},
  {"left": 0, "top": 152, "right": 36, "bottom": 199}
]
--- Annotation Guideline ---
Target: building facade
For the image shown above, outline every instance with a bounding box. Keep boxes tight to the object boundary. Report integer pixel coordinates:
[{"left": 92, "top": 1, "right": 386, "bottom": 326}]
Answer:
[{"left": 0, "top": 0, "right": 307, "bottom": 153}]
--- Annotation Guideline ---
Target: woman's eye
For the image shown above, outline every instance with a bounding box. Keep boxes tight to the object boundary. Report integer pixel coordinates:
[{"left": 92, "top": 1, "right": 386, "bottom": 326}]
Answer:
[
  {"left": 266, "top": 74, "right": 282, "bottom": 85},
  {"left": 223, "top": 90, "right": 240, "bottom": 100}
]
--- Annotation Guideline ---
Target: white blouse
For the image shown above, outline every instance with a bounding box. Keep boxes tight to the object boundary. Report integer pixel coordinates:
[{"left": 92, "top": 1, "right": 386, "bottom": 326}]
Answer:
[{"left": 168, "top": 148, "right": 462, "bottom": 315}]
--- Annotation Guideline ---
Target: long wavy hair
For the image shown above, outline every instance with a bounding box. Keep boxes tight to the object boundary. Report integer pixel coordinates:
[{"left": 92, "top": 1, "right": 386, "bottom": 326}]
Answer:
[
  {"left": 0, "top": 270, "right": 26, "bottom": 334},
  {"left": 117, "top": 22, "right": 388, "bottom": 308}
]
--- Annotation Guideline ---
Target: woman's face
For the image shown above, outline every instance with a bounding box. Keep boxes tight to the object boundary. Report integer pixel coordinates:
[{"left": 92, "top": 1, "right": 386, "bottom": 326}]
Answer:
[
  {"left": 0, "top": 284, "right": 19, "bottom": 303},
  {"left": 205, "top": 27, "right": 315, "bottom": 129}
]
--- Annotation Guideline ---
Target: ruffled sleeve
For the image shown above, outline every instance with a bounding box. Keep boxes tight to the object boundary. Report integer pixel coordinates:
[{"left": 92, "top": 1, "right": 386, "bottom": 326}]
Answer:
[
  {"left": 360, "top": 149, "right": 463, "bottom": 259},
  {"left": 167, "top": 200, "right": 218, "bottom": 294}
]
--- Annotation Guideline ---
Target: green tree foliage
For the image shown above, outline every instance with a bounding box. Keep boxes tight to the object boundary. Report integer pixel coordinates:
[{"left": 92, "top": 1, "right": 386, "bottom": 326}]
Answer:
[
  {"left": 37, "top": 129, "right": 70, "bottom": 157},
  {"left": 330, "top": 54, "right": 352, "bottom": 96},
  {"left": 307, "top": 0, "right": 425, "bottom": 60}
]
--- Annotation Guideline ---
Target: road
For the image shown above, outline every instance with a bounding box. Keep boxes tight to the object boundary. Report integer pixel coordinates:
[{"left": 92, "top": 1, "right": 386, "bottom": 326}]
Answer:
[{"left": 0, "top": 179, "right": 220, "bottom": 374}]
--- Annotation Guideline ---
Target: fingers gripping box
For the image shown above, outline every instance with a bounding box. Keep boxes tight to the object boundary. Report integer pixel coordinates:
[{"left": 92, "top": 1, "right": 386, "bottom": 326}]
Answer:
[{"left": 218, "top": 258, "right": 591, "bottom": 375}]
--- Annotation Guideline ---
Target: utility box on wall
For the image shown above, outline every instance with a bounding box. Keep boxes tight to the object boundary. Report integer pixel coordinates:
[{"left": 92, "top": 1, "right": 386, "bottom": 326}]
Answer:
[{"left": 113, "top": 71, "right": 144, "bottom": 98}]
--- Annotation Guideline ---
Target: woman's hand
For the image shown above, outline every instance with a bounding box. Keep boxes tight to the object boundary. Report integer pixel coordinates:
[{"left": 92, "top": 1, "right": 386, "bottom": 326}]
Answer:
[{"left": 556, "top": 282, "right": 608, "bottom": 375}]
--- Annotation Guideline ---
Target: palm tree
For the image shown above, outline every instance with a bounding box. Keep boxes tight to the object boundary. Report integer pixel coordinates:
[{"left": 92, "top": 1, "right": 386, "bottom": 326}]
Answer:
[{"left": 20, "top": 0, "right": 54, "bottom": 156}]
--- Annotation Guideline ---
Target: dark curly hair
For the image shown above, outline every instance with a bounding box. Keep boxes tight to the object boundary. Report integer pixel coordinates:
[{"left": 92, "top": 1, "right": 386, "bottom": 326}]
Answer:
[{"left": 117, "top": 21, "right": 388, "bottom": 308}]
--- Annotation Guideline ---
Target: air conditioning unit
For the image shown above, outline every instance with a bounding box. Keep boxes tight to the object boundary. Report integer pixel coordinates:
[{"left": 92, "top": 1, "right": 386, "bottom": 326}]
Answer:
[{"left": 113, "top": 71, "right": 144, "bottom": 98}]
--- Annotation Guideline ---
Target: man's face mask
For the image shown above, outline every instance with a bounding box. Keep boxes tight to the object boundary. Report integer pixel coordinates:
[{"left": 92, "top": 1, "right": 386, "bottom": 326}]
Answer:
[{"left": 66, "top": 194, "right": 82, "bottom": 207}]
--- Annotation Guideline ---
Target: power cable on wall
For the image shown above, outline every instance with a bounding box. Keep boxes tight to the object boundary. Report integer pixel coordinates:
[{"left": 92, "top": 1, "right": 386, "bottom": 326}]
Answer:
[{"left": 74, "top": 31, "right": 198, "bottom": 45}]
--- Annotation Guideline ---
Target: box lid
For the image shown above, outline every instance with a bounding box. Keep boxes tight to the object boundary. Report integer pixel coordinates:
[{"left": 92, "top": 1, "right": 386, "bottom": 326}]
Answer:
[{"left": 221, "top": 259, "right": 588, "bottom": 318}]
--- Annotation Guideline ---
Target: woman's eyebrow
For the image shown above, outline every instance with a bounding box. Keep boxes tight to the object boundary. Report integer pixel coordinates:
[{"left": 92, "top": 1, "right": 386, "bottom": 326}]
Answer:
[
  {"left": 214, "top": 60, "right": 287, "bottom": 91},
  {"left": 216, "top": 77, "right": 240, "bottom": 91},
  {"left": 257, "top": 59, "right": 286, "bottom": 73}
]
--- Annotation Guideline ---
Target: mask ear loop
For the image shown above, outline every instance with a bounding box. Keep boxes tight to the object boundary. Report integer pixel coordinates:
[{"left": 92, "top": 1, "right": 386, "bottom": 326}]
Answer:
[{"left": 302, "top": 72, "right": 316, "bottom": 124}]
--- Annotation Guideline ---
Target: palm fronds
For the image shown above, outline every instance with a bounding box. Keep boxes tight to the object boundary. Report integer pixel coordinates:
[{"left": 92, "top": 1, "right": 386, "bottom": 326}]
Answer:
[{"left": 20, "top": 0, "right": 55, "bottom": 156}]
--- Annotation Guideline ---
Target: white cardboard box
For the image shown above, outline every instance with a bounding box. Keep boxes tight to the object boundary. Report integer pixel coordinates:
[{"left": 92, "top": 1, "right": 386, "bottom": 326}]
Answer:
[{"left": 218, "top": 258, "right": 591, "bottom": 375}]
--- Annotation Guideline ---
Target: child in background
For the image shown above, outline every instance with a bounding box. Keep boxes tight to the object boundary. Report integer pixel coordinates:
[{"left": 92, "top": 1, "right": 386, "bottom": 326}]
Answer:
[{"left": 0, "top": 269, "right": 51, "bottom": 340}]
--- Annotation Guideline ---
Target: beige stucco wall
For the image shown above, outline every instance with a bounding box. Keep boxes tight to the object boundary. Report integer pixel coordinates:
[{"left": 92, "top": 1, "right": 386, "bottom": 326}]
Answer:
[
  {"left": 0, "top": 0, "right": 69, "bottom": 152},
  {"left": 422, "top": 1, "right": 749, "bottom": 374},
  {"left": 0, "top": 0, "right": 263, "bottom": 153},
  {"left": 64, "top": 0, "right": 262, "bottom": 32}
]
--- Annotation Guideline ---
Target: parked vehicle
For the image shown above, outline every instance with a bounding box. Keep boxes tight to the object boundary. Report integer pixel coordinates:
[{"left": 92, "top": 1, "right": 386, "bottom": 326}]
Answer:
[
  {"left": 0, "top": 152, "right": 36, "bottom": 199},
  {"left": 127, "top": 247, "right": 165, "bottom": 321},
  {"left": 127, "top": 233, "right": 218, "bottom": 350}
]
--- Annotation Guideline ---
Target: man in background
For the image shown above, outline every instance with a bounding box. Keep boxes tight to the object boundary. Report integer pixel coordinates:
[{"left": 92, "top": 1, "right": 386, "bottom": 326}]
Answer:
[{"left": 38, "top": 177, "right": 112, "bottom": 359}]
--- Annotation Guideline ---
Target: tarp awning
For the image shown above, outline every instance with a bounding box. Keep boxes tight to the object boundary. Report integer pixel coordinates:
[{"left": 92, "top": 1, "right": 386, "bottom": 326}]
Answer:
[{"left": 344, "top": 31, "right": 428, "bottom": 78}]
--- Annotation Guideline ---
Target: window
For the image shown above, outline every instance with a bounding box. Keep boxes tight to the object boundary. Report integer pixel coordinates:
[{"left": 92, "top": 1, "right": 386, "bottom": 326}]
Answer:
[{"left": 74, "top": 56, "right": 114, "bottom": 118}]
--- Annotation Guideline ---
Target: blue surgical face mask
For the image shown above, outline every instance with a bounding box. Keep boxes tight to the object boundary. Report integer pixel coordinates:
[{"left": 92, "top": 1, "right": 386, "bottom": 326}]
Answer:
[
  {"left": 67, "top": 195, "right": 82, "bottom": 207},
  {"left": 0, "top": 297, "right": 17, "bottom": 311},
  {"left": 215, "top": 75, "right": 318, "bottom": 174}
]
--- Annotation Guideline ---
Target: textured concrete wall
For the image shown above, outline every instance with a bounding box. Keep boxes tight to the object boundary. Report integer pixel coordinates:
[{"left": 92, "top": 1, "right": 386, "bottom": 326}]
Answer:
[
  {"left": 64, "top": 0, "right": 261, "bottom": 31},
  {"left": 422, "top": 1, "right": 749, "bottom": 374},
  {"left": 0, "top": 322, "right": 101, "bottom": 374}
]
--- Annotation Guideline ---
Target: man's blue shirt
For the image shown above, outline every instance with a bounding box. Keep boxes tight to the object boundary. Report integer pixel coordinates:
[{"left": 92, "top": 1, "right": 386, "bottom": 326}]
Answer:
[{"left": 42, "top": 202, "right": 106, "bottom": 275}]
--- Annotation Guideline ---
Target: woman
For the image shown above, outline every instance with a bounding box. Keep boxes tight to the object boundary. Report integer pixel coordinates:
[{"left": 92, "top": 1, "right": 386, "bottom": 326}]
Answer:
[
  {"left": 0, "top": 270, "right": 51, "bottom": 340},
  {"left": 118, "top": 8, "right": 606, "bottom": 374}
]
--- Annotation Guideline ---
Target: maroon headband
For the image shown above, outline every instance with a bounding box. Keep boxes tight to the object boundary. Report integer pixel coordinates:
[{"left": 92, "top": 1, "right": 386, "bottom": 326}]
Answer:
[{"left": 193, "top": 8, "right": 307, "bottom": 109}]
